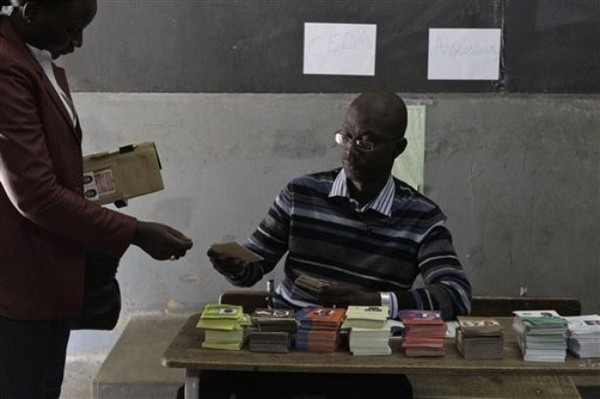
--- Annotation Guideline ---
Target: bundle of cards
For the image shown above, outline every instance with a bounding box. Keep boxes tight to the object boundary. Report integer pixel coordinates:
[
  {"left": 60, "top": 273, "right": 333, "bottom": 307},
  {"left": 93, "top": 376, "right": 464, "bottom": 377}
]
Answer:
[
  {"left": 197, "top": 304, "right": 250, "bottom": 351},
  {"left": 564, "top": 314, "right": 600, "bottom": 358},
  {"left": 512, "top": 310, "right": 567, "bottom": 362},
  {"left": 248, "top": 330, "right": 292, "bottom": 353},
  {"left": 209, "top": 242, "right": 263, "bottom": 262},
  {"left": 399, "top": 310, "right": 446, "bottom": 357},
  {"left": 347, "top": 319, "right": 395, "bottom": 356},
  {"left": 295, "top": 274, "right": 335, "bottom": 294},
  {"left": 250, "top": 308, "right": 298, "bottom": 332},
  {"left": 456, "top": 316, "right": 504, "bottom": 360},
  {"left": 341, "top": 305, "right": 389, "bottom": 330},
  {"left": 295, "top": 306, "right": 346, "bottom": 353},
  {"left": 196, "top": 304, "right": 245, "bottom": 331},
  {"left": 247, "top": 308, "right": 297, "bottom": 353}
]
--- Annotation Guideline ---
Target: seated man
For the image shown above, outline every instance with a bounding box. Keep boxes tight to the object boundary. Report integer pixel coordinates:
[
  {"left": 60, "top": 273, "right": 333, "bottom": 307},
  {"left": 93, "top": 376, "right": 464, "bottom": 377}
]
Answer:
[
  {"left": 188, "top": 90, "right": 471, "bottom": 399},
  {"left": 209, "top": 90, "right": 472, "bottom": 321}
]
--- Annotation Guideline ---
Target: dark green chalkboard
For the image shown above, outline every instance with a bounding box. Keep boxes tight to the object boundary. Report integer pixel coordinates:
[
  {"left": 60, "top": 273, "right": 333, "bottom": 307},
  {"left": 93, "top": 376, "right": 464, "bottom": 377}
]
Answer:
[{"left": 61, "top": 0, "right": 599, "bottom": 93}]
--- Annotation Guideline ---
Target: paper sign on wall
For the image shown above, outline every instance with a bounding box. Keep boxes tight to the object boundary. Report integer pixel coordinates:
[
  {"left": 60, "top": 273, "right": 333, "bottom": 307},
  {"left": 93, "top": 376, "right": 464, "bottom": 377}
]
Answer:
[
  {"left": 428, "top": 28, "right": 501, "bottom": 80},
  {"left": 303, "top": 23, "right": 377, "bottom": 76},
  {"left": 392, "top": 105, "right": 425, "bottom": 193}
]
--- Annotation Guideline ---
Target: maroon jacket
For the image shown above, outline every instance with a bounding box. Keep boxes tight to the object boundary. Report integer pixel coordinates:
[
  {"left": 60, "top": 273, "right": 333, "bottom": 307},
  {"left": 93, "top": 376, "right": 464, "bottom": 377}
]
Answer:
[{"left": 0, "top": 16, "right": 137, "bottom": 320}]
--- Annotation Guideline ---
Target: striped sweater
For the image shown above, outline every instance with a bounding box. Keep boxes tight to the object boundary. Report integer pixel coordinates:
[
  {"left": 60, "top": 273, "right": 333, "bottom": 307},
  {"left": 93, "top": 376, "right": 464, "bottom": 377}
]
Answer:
[{"left": 229, "top": 168, "right": 472, "bottom": 320}]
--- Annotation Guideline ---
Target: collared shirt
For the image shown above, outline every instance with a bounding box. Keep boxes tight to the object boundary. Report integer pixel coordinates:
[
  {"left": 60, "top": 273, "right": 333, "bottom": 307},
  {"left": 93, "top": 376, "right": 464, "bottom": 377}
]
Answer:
[
  {"left": 27, "top": 44, "right": 78, "bottom": 127},
  {"left": 329, "top": 168, "right": 395, "bottom": 216}
]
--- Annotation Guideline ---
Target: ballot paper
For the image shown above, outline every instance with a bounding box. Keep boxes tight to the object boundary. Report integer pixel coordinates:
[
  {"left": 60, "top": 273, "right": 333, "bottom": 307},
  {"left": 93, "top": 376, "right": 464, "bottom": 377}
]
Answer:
[
  {"left": 295, "top": 274, "right": 335, "bottom": 294},
  {"left": 210, "top": 242, "right": 263, "bottom": 262}
]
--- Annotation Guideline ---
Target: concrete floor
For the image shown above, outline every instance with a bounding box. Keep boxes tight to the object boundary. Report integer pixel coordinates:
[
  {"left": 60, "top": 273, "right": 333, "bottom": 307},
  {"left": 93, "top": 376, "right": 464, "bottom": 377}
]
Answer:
[{"left": 62, "top": 359, "right": 102, "bottom": 399}]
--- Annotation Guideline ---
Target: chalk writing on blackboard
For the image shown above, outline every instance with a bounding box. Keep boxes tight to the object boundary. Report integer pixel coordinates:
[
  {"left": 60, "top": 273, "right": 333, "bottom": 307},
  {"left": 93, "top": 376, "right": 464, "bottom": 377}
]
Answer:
[
  {"left": 303, "top": 22, "right": 377, "bottom": 76},
  {"left": 428, "top": 28, "right": 501, "bottom": 80}
]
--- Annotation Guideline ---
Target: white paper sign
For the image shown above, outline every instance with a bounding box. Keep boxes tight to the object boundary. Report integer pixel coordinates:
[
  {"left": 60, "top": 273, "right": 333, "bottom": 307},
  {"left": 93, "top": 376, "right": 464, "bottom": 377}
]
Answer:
[
  {"left": 304, "top": 23, "right": 376, "bottom": 76},
  {"left": 428, "top": 28, "right": 501, "bottom": 80}
]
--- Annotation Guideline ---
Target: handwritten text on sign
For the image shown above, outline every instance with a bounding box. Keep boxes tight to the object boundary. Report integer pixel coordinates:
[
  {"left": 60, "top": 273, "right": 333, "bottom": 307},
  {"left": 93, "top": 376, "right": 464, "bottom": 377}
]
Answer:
[
  {"left": 304, "top": 23, "right": 377, "bottom": 76},
  {"left": 428, "top": 28, "right": 501, "bottom": 80}
]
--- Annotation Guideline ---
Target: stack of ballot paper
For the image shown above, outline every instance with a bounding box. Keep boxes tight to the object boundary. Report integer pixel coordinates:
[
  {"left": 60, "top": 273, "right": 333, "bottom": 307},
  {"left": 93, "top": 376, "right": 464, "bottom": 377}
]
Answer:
[
  {"left": 456, "top": 316, "right": 504, "bottom": 360},
  {"left": 248, "top": 308, "right": 298, "bottom": 353},
  {"left": 342, "top": 305, "right": 392, "bottom": 356},
  {"left": 512, "top": 310, "right": 568, "bottom": 362},
  {"left": 399, "top": 310, "right": 446, "bottom": 357},
  {"left": 342, "top": 305, "right": 389, "bottom": 329},
  {"left": 294, "top": 274, "right": 335, "bottom": 294},
  {"left": 564, "top": 314, "right": 600, "bottom": 358},
  {"left": 197, "top": 304, "right": 250, "bottom": 351},
  {"left": 295, "top": 306, "right": 346, "bottom": 353}
]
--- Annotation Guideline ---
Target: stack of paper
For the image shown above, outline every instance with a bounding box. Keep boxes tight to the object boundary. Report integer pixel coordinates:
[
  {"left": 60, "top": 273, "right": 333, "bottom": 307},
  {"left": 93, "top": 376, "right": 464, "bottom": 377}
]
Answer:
[
  {"left": 248, "top": 308, "right": 298, "bottom": 353},
  {"left": 399, "top": 310, "right": 446, "bottom": 357},
  {"left": 197, "top": 304, "right": 250, "bottom": 351},
  {"left": 512, "top": 310, "right": 568, "bottom": 362},
  {"left": 564, "top": 314, "right": 600, "bottom": 358},
  {"left": 341, "top": 305, "right": 391, "bottom": 356},
  {"left": 456, "top": 316, "right": 504, "bottom": 360},
  {"left": 295, "top": 306, "right": 346, "bottom": 353},
  {"left": 342, "top": 305, "right": 389, "bottom": 329},
  {"left": 250, "top": 308, "right": 299, "bottom": 333}
]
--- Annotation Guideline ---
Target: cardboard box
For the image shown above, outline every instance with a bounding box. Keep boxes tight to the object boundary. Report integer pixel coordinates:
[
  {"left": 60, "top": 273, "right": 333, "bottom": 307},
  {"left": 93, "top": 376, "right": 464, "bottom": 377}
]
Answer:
[{"left": 83, "top": 142, "right": 163, "bottom": 207}]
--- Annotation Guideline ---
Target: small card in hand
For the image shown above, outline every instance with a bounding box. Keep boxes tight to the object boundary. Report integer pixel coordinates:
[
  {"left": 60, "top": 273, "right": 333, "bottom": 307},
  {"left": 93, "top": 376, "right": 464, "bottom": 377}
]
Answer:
[
  {"left": 295, "top": 274, "right": 334, "bottom": 294},
  {"left": 210, "top": 242, "right": 264, "bottom": 262}
]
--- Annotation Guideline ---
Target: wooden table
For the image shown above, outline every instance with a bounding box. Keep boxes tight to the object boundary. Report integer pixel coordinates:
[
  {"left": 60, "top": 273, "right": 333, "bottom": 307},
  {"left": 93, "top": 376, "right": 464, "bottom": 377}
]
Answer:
[{"left": 162, "top": 314, "right": 600, "bottom": 399}]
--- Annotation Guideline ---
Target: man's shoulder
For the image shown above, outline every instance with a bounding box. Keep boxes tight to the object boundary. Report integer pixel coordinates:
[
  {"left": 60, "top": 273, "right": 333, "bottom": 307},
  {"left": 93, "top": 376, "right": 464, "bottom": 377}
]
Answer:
[
  {"left": 288, "top": 169, "right": 339, "bottom": 187},
  {"left": 392, "top": 177, "right": 443, "bottom": 214}
]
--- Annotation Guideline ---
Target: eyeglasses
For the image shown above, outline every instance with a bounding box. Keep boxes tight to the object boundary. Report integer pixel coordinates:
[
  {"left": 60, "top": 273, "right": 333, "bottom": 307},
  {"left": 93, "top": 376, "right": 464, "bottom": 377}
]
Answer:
[
  {"left": 334, "top": 131, "right": 376, "bottom": 152},
  {"left": 334, "top": 130, "right": 400, "bottom": 152}
]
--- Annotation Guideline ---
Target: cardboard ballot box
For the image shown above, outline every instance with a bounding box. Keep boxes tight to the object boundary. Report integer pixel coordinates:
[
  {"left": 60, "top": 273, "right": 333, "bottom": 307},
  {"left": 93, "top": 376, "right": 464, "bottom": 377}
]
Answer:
[{"left": 83, "top": 142, "right": 163, "bottom": 207}]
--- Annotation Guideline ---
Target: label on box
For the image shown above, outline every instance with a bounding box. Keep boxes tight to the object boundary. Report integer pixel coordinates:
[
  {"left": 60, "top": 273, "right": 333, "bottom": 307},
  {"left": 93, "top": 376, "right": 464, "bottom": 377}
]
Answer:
[
  {"left": 83, "top": 169, "right": 116, "bottom": 201},
  {"left": 82, "top": 142, "right": 163, "bottom": 205}
]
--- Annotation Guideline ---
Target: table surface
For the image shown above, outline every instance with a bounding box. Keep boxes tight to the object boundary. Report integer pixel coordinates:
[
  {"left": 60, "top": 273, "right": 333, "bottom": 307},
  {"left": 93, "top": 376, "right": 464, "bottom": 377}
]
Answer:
[{"left": 162, "top": 313, "right": 600, "bottom": 376}]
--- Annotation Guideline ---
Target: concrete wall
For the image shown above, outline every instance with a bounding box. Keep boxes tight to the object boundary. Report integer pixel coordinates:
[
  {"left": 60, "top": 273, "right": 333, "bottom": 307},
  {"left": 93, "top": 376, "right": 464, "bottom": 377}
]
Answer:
[{"left": 67, "top": 93, "right": 600, "bottom": 358}]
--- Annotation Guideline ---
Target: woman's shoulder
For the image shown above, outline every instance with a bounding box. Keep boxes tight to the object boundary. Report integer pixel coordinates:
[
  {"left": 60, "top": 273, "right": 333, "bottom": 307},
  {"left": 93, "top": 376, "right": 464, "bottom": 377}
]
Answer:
[{"left": 0, "top": 18, "right": 36, "bottom": 72}]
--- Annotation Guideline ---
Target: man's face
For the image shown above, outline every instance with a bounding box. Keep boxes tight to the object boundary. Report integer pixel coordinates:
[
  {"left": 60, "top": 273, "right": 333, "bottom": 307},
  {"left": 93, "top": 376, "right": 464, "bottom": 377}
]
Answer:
[
  {"left": 28, "top": 0, "right": 97, "bottom": 59},
  {"left": 339, "top": 104, "right": 401, "bottom": 185}
]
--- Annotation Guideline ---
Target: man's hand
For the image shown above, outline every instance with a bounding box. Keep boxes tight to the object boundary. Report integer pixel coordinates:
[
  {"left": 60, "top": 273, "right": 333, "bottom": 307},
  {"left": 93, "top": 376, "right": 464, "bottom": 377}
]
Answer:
[
  {"left": 132, "top": 221, "right": 193, "bottom": 260},
  {"left": 207, "top": 247, "right": 256, "bottom": 278},
  {"left": 317, "top": 281, "right": 380, "bottom": 308}
]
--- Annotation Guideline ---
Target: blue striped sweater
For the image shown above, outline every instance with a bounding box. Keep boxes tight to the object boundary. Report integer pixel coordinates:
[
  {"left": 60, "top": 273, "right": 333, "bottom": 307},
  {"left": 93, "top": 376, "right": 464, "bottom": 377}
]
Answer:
[{"left": 229, "top": 168, "right": 472, "bottom": 320}]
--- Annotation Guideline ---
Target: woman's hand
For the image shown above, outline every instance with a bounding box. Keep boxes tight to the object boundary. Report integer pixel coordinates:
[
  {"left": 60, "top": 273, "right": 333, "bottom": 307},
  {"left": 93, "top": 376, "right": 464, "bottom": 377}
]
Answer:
[{"left": 132, "top": 221, "right": 193, "bottom": 260}]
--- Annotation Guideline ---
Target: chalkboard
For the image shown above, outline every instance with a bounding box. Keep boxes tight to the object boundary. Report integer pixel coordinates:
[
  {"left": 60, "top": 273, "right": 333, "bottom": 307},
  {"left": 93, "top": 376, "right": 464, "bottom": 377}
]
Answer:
[
  {"left": 61, "top": 0, "right": 599, "bottom": 93},
  {"left": 504, "top": 0, "right": 600, "bottom": 93}
]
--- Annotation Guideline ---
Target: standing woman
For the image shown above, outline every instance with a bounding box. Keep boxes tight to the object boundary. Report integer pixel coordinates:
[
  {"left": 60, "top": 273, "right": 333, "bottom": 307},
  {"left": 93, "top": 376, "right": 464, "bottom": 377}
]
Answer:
[{"left": 0, "top": 1, "right": 193, "bottom": 398}]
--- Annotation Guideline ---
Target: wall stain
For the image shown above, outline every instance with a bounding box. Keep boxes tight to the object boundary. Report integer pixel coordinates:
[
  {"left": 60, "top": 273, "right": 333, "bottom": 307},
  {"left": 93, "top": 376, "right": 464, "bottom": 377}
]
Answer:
[{"left": 272, "top": 129, "right": 326, "bottom": 159}]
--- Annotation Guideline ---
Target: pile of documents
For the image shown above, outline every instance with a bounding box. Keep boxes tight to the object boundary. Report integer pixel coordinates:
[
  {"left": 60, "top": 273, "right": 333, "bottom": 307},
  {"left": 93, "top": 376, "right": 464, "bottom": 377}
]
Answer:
[
  {"left": 455, "top": 316, "right": 504, "bottom": 360},
  {"left": 248, "top": 308, "right": 298, "bottom": 353},
  {"left": 564, "top": 314, "right": 600, "bottom": 358},
  {"left": 196, "top": 304, "right": 250, "bottom": 351},
  {"left": 295, "top": 306, "right": 346, "bottom": 353},
  {"left": 512, "top": 310, "right": 568, "bottom": 362},
  {"left": 342, "top": 305, "right": 392, "bottom": 356},
  {"left": 399, "top": 310, "right": 446, "bottom": 357}
]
